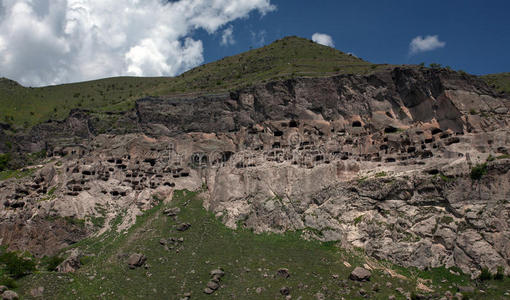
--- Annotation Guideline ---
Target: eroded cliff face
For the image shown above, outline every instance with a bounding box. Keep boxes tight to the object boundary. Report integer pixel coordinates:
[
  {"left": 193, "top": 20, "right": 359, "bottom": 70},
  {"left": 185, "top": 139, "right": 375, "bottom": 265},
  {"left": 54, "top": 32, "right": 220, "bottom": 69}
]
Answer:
[{"left": 1, "top": 67, "right": 509, "bottom": 277}]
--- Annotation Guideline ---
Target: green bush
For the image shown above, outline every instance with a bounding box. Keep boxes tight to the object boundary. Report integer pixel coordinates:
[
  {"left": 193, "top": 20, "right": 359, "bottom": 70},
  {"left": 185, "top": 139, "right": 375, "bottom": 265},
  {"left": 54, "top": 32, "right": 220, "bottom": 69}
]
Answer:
[
  {"left": 494, "top": 266, "right": 504, "bottom": 280},
  {"left": 42, "top": 255, "right": 64, "bottom": 271},
  {"left": 0, "top": 153, "right": 10, "bottom": 171},
  {"left": 470, "top": 163, "right": 488, "bottom": 180},
  {"left": 79, "top": 256, "right": 93, "bottom": 266},
  {"left": 0, "top": 251, "right": 36, "bottom": 279},
  {"left": 0, "top": 276, "right": 17, "bottom": 289},
  {"left": 479, "top": 267, "right": 492, "bottom": 281}
]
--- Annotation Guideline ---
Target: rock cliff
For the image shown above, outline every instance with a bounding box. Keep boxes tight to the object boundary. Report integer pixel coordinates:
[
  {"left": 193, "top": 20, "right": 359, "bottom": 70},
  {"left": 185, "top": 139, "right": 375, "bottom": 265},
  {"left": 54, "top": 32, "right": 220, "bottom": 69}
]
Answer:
[{"left": 1, "top": 66, "right": 509, "bottom": 277}]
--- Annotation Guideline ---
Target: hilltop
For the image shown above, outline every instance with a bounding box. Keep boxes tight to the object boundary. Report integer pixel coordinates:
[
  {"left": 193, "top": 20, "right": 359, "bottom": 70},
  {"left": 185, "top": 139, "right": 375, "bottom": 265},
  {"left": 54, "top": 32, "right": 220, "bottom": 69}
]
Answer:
[{"left": 0, "top": 36, "right": 379, "bottom": 128}]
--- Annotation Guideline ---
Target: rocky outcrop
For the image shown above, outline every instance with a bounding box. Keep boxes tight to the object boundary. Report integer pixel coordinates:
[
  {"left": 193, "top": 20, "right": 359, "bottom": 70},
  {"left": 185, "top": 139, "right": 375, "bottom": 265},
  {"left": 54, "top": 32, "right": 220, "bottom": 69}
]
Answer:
[{"left": 1, "top": 66, "right": 509, "bottom": 276}]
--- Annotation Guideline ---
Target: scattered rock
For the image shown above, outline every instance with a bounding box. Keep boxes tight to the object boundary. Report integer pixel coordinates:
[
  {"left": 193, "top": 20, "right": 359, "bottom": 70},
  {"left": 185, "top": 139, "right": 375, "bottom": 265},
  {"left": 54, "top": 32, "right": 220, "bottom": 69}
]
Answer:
[
  {"left": 349, "top": 267, "right": 371, "bottom": 281},
  {"left": 315, "top": 292, "right": 325, "bottom": 300},
  {"left": 280, "top": 287, "right": 290, "bottom": 296},
  {"left": 210, "top": 269, "right": 225, "bottom": 278},
  {"left": 372, "top": 283, "right": 380, "bottom": 292},
  {"left": 30, "top": 286, "right": 44, "bottom": 297},
  {"left": 0, "top": 287, "right": 6, "bottom": 294},
  {"left": 176, "top": 223, "right": 191, "bottom": 231},
  {"left": 458, "top": 286, "right": 475, "bottom": 294},
  {"left": 1, "top": 290, "right": 19, "bottom": 300},
  {"left": 164, "top": 207, "right": 180, "bottom": 216},
  {"left": 207, "top": 281, "right": 220, "bottom": 290},
  {"left": 277, "top": 268, "right": 290, "bottom": 279},
  {"left": 56, "top": 249, "right": 82, "bottom": 273},
  {"left": 203, "top": 268, "right": 225, "bottom": 295},
  {"left": 255, "top": 287, "right": 263, "bottom": 294},
  {"left": 127, "top": 253, "right": 147, "bottom": 269}
]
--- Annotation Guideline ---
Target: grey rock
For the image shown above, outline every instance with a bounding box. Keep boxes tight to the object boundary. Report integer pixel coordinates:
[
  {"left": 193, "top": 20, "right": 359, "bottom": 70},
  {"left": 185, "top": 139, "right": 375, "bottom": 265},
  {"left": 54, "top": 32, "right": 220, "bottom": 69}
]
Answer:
[
  {"left": 164, "top": 207, "right": 181, "bottom": 216},
  {"left": 277, "top": 268, "right": 290, "bottom": 278},
  {"left": 349, "top": 267, "right": 371, "bottom": 281},
  {"left": 127, "top": 253, "right": 147, "bottom": 269},
  {"left": 56, "top": 249, "right": 81, "bottom": 273},
  {"left": 210, "top": 269, "right": 225, "bottom": 278},
  {"left": 280, "top": 287, "right": 290, "bottom": 296},
  {"left": 458, "top": 286, "right": 475, "bottom": 293},
  {"left": 207, "top": 281, "right": 220, "bottom": 290},
  {"left": 176, "top": 223, "right": 191, "bottom": 231},
  {"left": 1, "top": 291, "right": 18, "bottom": 300}
]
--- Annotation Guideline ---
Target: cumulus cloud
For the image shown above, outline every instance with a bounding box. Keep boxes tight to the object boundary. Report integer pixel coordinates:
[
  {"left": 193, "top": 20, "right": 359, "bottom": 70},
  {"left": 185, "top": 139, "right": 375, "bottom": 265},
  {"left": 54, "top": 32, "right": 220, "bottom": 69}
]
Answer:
[
  {"left": 0, "top": 0, "right": 276, "bottom": 86},
  {"left": 221, "top": 25, "right": 235, "bottom": 46},
  {"left": 312, "top": 33, "right": 334, "bottom": 47},
  {"left": 250, "top": 30, "right": 267, "bottom": 47},
  {"left": 409, "top": 35, "right": 446, "bottom": 54}
]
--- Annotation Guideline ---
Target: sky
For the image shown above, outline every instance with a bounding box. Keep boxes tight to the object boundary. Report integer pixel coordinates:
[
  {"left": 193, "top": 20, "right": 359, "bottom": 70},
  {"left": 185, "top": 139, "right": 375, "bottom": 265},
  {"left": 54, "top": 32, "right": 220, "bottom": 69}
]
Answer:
[{"left": 1, "top": 0, "right": 509, "bottom": 87}]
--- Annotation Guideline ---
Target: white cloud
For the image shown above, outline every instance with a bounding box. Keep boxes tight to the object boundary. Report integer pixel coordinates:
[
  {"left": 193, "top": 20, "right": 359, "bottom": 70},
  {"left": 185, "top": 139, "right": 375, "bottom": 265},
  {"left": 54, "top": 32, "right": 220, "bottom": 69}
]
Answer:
[
  {"left": 312, "top": 33, "right": 334, "bottom": 47},
  {"left": 221, "top": 25, "right": 235, "bottom": 46},
  {"left": 409, "top": 35, "right": 446, "bottom": 54},
  {"left": 250, "top": 30, "right": 267, "bottom": 47},
  {"left": 0, "top": 0, "right": 276, "bottom": 86}
]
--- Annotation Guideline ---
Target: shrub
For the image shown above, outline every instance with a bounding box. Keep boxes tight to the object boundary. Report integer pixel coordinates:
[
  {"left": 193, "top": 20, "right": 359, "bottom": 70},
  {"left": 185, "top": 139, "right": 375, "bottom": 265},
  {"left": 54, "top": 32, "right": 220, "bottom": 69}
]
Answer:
[
  {"left": 470, "top": 163, "right": 488, "bottom": 180},
  {"left": 494, "top": 266, "right": 504, "bottom": 280},
  {"left": 0, "top": 153, "right": 10, "bottom": 171},
  {"left": 43, "top": 255, "right": 64, "bottom": 271},
  {"left": 0, "top": 251, "right": 36, "bottom": 279},
  {"left": 375, "top": 171, "right": 387, "bottom": 178},
  {"left": 79, "top": 256, "right": 93, "bottom": 266},
  {"left": 479, "top": 267, "right": 492, "bottom": 281},
  {"left": 0, "top": 276, "right": 17, "bottom": 289}
]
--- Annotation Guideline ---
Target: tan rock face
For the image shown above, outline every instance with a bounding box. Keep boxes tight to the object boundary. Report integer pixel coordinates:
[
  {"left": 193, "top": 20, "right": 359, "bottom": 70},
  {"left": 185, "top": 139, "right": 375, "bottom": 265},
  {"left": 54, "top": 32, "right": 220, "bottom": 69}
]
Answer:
[{"left": 1, "top": 67, "right": 509, "bottom": 276}]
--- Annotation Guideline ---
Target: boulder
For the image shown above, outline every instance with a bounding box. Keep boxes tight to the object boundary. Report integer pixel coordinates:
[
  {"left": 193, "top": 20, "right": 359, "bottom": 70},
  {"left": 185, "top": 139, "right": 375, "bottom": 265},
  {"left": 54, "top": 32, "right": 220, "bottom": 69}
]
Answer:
[
  {"left": 127, "top": 253, "right": 147, "bottom": 269},
  {"left": 176, "top": 223, "right": 191, "bottom": 231},
  {"left": 349, "top": 267, "right": 371, "bottom": 281},
  {"left": 280, "top": 287, "right": 290, "bottom": 296},
  {"left": 210, "top": 269, "right": 225, "bottom": 278},
  {"left": 276, "top": 268, "right": 290, "bottom": 278},
  {"left": 164, "top": 207, "right": 181, "bottom": 216},
  {"left": 56, "top": 249, "right": 82, "bottom": 273},
  {"left": 203, "top": 288, "right": 214, "bottom": 295},
  {"left": 457, "top": 286, "right": 475, "bottom": 294},
  {"left": 206, "top": 280, "right": 219, "bottom": 290},
  {"left": 1, "top": 291, "right": 19, "bottom": 300},
  {"left": 30, "top": 286, "right": 44, "bottom": 298}
]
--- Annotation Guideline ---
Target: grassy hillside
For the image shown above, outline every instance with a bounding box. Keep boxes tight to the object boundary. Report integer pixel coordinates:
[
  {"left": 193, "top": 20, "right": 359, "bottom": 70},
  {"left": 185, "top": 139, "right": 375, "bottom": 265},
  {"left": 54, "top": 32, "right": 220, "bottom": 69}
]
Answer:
[
  {"left": 16, "top": 190, "right": 510, "bottom": 299},
  {"left": 482, "top": 73, "right": 510, "bottom": 94},
  {"left": 0, "top": 36, "right": 380, "bottom": 128}
]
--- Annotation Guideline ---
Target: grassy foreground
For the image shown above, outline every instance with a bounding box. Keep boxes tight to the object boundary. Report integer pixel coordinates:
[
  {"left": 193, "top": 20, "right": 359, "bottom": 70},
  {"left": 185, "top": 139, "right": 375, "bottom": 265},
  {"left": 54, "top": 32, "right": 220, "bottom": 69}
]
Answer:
[{"left": 15, "top": 190, "right": 510, "bottom": 299}]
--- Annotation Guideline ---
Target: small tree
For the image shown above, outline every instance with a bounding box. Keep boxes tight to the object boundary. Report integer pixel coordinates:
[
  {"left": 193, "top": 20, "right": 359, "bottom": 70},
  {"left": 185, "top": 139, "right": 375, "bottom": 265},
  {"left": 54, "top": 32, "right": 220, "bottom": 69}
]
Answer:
[{"left": 430, "top": 63, "right": 442, "bottom": 69}]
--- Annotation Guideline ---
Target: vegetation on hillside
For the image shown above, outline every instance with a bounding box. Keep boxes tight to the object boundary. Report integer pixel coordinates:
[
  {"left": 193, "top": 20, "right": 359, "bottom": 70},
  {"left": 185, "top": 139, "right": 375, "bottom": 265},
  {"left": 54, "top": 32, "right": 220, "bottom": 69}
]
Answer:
[
  {"left": 0, "top": 36, "right": 381, "bottom": 128},
  {"left": 17, "top": 190, "right": 510, "bottom": 299},
  {"left": 482, "top": 72, "right": 510, "bottom": 94}
]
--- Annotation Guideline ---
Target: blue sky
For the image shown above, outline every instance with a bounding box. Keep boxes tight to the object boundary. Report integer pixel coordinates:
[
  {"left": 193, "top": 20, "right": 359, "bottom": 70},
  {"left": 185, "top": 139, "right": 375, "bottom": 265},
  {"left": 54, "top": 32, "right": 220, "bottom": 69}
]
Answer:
[
  {"left": 0, "top": 0, "right": 509, "bottom": 86},
  {"left": 198, "top": 0, "right": 510, "bottom": 75}
]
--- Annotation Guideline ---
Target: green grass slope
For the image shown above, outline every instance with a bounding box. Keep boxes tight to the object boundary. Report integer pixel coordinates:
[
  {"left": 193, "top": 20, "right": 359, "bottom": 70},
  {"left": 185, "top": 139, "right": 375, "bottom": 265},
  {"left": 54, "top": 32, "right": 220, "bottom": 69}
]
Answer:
[
  {"left": 17, "top": 190, "right": 510, "bottom": 299},
  {"left": 0, "top": 36, "right": 380, "bottom": 128},
  {"left": 482, "top": 72, "right": 510, "bottom": 94}
]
